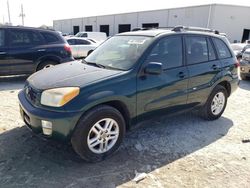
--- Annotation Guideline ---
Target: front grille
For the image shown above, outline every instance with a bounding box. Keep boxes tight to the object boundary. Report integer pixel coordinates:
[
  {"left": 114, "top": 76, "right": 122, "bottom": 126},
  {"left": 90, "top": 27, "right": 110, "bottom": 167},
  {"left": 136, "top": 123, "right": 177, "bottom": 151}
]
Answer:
[{"left": 25, "top": 85, "right": 40, "bottom": 105}]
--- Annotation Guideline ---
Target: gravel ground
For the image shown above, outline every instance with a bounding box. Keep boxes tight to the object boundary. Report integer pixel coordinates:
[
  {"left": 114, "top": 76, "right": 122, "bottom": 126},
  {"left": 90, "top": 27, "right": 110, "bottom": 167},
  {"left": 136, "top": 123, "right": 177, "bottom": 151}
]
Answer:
[{"left": 0, "top": 76, "right": 250, "bottom": 188}]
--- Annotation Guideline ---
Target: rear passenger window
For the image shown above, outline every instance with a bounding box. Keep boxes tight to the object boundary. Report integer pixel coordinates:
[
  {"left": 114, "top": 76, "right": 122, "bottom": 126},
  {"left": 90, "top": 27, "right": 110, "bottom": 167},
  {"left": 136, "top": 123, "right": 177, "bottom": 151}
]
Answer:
[
  {"left": 185, "top": 36, "right": 209, "bottom": 64},
  {"left": 0, "top": 30, "right": 4, "bottom": 47},
  {"left": 213, "top": 38, "right": 231, "bottom": 59},
  {"left": 146, "top": 36, "right": 183, "bottom": 69},
  {"left": 41, "top": 32, "right": 59, "bottom": 43},
  {"left": 30, "top": 32, "right": 43, "bottom": 45},
  {"left": 9, "top": 30, "right": 32, "bottom": 46}
]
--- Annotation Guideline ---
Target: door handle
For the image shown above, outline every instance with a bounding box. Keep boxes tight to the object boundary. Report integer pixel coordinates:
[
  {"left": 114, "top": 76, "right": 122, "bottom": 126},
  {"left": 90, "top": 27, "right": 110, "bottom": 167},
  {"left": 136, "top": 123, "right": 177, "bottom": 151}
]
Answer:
[
  {"left": 0, "top": 52, "right": 7, "bottom": 55},
  {"left": 211, "top": 64, "right": 219, "bottom": 70},
  {"left": 178, "top": 71, "right": 185, "bottom": 78},
  {"left": 37, "top": 49, "right": 46, "bottom": 52}
]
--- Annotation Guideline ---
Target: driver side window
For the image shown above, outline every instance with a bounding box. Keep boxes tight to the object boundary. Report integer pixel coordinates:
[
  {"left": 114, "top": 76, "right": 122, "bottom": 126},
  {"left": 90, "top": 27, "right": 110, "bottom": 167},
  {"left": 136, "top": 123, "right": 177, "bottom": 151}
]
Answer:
[{"left": 146, "top": 36, "right": 183, "bottom": 69}]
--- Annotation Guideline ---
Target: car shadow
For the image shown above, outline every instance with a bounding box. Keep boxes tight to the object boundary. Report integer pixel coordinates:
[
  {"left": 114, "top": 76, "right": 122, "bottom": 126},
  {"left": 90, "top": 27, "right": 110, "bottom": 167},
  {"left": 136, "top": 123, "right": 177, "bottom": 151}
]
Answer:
[
  {"left": 0, "top": 112, "right": 233, "bottom": 187},
  {"left": 239, "top": 80, "right": 250, "bottom": 90},
  {"left": 0, "top": 75, "right": 28, "bottom": 91}
]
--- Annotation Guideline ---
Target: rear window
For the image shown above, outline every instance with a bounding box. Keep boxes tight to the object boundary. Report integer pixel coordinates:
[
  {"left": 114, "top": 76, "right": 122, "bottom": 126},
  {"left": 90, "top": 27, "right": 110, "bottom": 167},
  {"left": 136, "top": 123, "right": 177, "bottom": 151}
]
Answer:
[
  {"left": 76, "top": 39, "right": 91, "bottom": 45},
  {"left": 213, "top": 38, "right": 232, "bottom": 59},
  {"left": 41, "top": 32, "right": 59, "bottom": 43}
]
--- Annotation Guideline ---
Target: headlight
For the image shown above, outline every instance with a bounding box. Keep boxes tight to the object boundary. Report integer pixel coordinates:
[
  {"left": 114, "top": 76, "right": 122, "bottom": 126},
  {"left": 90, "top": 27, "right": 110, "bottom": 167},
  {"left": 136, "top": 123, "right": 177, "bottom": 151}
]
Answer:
[{"left": 41, "top": 87, "right": 80, "bottom": 107}]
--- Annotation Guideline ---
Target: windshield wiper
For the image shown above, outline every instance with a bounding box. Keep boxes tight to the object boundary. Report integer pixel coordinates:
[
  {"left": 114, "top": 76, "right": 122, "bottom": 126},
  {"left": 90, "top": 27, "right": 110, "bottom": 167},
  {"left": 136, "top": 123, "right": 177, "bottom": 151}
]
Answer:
[{"left": 82, "top": 59, "right": 105, "bottom": 69}]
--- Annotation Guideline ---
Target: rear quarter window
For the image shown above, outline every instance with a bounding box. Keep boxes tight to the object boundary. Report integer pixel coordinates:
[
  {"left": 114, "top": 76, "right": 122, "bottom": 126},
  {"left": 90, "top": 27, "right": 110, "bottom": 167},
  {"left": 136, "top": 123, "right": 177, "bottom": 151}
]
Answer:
[
  {"left": 41, "top": 32, "right": 60, "bottom": 43},
  {"left": 213, "top": 38, "right": 232, "bottom": 59}
]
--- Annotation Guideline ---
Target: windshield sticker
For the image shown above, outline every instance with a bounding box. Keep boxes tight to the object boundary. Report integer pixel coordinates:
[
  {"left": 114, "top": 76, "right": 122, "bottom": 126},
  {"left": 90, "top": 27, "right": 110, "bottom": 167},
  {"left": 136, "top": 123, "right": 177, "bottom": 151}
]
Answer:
[{"left": 128, "top": 40, "right": 146, "bottom": 45}]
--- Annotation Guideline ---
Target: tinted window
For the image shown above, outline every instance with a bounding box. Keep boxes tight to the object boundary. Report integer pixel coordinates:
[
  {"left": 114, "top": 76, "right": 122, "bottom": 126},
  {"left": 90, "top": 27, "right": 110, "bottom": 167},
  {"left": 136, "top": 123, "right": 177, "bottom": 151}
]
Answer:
[
  {"left": 67, "top": 39, "right": 75, "bottom": 45},
  {"left": 207, "top": 38, "right": 216, "bottom": 61},
  {"left": 242, "top": 45, "right": 250, "bottom": 53},
  {"left": 0, "top": 30, "right": 4, "bottom": 47},
  {"left": 30, "top": 31, "right": 43, "bottom": 45},
  {"left": 146, "top": 36, "right": 183, "bottom": 69},
  {"left": 9, "top": 30, "right": 32, "bottom": 46},
  {"left": 213, "top": 38, "right": 231, "bottom": 59},
  {"left": 41, "top": 32, "right": 59, "bottom": 43},
  {"left": 76, "top": 39, "right": 91, "bottom": 45},
  {"left": 186, "top": 36, "right": 209, "bottom": 64},
  {"left": 75, "top": 32, "right": 87, "bottom": 37}
]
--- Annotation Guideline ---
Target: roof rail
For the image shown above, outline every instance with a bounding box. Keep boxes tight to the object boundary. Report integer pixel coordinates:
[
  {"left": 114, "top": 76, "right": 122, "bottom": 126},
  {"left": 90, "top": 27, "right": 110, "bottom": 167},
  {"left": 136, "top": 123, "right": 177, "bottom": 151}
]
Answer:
[
  {"left": 172, "top": 25, "right": 220, "bottom": 34},
  {"left": 132, "top": 27, "right": 152, "bottom": 31}
]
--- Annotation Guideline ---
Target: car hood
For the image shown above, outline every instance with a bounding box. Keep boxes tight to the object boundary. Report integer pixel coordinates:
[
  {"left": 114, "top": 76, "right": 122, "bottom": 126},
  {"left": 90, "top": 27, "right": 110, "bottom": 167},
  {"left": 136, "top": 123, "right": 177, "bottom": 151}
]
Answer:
[{"left": 27, "top": 61, "right": 123, "bottom": 90}]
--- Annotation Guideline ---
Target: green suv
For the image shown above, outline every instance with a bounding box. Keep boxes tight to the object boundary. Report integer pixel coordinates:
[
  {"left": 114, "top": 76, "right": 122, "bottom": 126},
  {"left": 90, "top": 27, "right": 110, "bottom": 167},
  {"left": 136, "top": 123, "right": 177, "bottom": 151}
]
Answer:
[{"left": 18, "top": 26, "right": 239, "bottom": 162}]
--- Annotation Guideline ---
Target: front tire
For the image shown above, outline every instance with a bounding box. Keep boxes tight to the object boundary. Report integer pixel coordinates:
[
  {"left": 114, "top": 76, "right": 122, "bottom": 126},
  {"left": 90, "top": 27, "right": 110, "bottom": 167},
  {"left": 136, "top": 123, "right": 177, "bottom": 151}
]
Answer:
[
  {"left": 201, "top": 85, "right": 228, "bottom": 120},
  {"left": 71, "top": 105, "right": 126, "bottom": 162}
]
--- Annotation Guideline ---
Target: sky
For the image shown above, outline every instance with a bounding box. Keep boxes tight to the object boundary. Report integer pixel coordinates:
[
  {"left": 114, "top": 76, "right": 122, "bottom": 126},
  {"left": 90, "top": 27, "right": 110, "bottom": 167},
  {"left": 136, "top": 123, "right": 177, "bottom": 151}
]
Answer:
[{"left": 0, "top": 0, "right": 249, "bottom": 27}]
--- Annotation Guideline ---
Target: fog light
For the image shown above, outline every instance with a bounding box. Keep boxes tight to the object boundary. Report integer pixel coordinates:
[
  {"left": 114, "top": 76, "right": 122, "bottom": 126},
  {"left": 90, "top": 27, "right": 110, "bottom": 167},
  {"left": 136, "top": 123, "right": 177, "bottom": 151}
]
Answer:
[
  {"left": 241, "top": 67, "right": 245, "bottom": 71},
  {"left": 41, "top": 120, "right": 52, "bottom": 136}
]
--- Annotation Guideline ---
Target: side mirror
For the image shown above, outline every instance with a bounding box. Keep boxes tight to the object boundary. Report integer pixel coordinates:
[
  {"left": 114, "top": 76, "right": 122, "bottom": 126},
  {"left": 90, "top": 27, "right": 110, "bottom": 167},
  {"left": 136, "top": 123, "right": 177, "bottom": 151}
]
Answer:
[{"left": 144, "top": 62, "right": 163, "bottom": 75}]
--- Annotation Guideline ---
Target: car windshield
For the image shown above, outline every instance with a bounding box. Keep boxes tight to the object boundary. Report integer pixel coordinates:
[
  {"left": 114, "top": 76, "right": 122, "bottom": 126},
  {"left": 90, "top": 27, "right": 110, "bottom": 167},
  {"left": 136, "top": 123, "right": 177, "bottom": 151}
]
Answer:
[
  {"left": 231, "top": 44, "right": 244, "bottom": 51},
  {"left": 84, "top": 36, "right": 152, "bottom": 70}
]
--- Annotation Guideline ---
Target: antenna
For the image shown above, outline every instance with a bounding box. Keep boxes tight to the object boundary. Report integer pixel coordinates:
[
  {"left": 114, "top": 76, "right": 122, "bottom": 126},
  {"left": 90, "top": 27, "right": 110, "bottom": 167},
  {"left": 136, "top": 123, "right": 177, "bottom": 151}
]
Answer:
[
  {"left": 7, "top": 0, "right": 11, "bottom": 25},
  {"left": 19, "top": 4, "right": 25, "bottom": 26}
]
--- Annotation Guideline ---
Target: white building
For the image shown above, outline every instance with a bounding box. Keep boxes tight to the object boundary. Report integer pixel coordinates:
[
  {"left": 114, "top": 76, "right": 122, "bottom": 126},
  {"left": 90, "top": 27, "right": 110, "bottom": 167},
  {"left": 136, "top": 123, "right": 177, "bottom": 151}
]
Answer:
[{"left": 53, "top": 4, "right": 250, "bottom": 43}]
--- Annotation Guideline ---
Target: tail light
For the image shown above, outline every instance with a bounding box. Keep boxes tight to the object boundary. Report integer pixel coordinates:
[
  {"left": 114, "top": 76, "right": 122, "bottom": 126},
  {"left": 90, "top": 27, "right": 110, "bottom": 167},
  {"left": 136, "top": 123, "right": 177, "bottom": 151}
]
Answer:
[
  {"left": 64, "top": 44, "right": 72, "bottom": 54},
  {"left": 234, "top": 61, "right": 240, "bottom": 68}
]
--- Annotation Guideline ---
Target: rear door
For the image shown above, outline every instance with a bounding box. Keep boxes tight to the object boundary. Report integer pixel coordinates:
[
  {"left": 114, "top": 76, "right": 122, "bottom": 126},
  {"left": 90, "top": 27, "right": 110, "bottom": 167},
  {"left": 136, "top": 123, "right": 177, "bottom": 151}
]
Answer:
[
  {"left": 0, "top": 28, "right": 9, "bottom": 75},
  {"left": 7, "top": 29, "right": 44, "bottom": 74},
  {"left": 185, "top": 35, "right": 222, "bottom": 105},
  {"left": 137, "top": 35, "right": 189, "bottom": 119},
  {"left": 76, "top": 39, "right": 93, "bottom": 57}
]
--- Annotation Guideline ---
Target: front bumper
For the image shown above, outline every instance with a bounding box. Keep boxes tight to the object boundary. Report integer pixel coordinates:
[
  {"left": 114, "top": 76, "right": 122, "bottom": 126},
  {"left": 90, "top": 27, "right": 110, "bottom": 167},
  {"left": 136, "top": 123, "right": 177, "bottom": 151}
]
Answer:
[{"left": 18, "top": 89, "right": 82, "bottom": 141}]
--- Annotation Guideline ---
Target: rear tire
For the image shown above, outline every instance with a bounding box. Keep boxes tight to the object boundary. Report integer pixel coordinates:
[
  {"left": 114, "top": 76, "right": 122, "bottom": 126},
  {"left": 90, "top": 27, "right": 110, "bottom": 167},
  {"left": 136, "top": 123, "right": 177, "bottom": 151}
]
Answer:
[
  {"left": 37, "top": 61, "right": 58, "bottom": 71},
  {"left": 71, "top": 105, "right": 126, "bottom": 162},
  {"left": 200, "top": 85, "right": 228, "bottom": 120}
]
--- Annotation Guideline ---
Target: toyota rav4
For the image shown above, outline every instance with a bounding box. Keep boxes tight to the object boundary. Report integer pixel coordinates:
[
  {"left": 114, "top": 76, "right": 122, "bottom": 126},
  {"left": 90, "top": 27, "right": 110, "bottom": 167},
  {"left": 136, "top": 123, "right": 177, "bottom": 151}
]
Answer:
[{"left": 18, "top": 26, "right": 239, "bottom": 162}]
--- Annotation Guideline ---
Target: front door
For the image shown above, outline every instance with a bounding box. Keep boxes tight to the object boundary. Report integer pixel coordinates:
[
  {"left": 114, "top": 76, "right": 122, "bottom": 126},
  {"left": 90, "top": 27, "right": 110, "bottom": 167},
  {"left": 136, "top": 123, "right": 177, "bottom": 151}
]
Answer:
[{"left": 137, "top": 35, "right": 189, "bottom": 120}]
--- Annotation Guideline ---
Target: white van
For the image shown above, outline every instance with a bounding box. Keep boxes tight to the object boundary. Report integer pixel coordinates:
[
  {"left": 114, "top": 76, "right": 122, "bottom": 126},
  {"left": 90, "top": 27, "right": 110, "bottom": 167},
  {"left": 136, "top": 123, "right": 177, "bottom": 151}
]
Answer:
[{"left": 75, "top": 32, "right": 107, "bottom": 43}]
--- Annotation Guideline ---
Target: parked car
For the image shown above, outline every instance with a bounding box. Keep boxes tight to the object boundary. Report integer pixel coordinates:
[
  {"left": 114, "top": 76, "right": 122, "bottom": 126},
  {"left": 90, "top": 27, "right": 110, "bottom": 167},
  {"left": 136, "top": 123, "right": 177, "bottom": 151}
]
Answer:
[
  {"left": 18, "top": 26, "right": 239, "bottom": 162},
  {"left": 240, "top": 48, "right": 250, "bottom": 80},
  {"left": 67, "top": 37, "right": 98, "bottom": 58},
  {"left": 75, "top": 32, "right": 107, "bottom": 43},
  {"left": 0, "top": 26, "right": 74, "bottom": 76},
  {"left": 231, "top": 43, "right": 250, "bottom": 61}
]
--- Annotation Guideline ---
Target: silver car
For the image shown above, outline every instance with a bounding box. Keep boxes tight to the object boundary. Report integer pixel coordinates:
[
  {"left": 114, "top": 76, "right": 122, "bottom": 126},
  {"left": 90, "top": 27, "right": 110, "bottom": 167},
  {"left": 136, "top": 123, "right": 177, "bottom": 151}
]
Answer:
[{"left": 67, "top": 37, "right": 99, "bottom": 58}]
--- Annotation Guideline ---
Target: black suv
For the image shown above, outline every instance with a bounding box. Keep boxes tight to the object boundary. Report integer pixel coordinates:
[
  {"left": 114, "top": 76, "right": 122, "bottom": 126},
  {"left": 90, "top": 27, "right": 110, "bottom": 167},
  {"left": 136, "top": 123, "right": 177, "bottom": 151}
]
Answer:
[{"left": 0, "top": 26, "right": 74, "bottom": 76}]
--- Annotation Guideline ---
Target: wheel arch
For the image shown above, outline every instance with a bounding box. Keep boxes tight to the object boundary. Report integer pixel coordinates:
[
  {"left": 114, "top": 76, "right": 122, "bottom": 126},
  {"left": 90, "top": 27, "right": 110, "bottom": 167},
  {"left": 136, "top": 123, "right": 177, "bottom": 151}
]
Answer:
[
  {"left": 36, "top": 55, "right": 61, "bottom": 71},
  {"left": 217, "top": 80, "right": 231, "bottom": 96}
]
